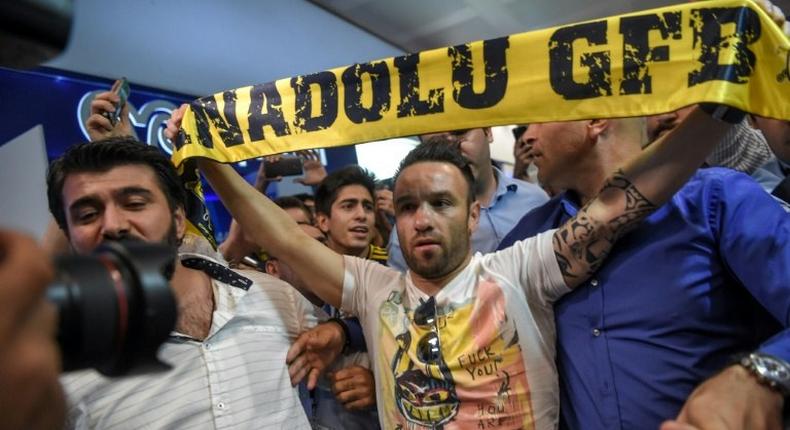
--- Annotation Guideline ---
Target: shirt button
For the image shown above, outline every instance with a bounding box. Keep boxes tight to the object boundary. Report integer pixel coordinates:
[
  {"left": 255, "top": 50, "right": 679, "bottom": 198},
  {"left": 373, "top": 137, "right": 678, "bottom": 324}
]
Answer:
[
  {"left": 204, "top": 343, "right": 212, "bottom": 350},
  {"left": 217, "top": 402, "right": 225, "bottom": 409},
  {"left": 590, "top": 279, "right": 599, "bottom": 287},
  {"left": 592, "top": 328, "right": 601, "bottom": 337}
]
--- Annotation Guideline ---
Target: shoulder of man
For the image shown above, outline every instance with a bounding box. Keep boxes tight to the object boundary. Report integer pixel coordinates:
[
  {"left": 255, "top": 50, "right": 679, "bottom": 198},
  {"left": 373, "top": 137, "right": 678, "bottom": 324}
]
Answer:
[
  {"left": 496, "top": 193, "right": 569, "bottom": 250},
  {"left": 686, "top": 166, "right": 764, "bottom": 198},
  {"left": 496, "top": 168, "right": 548, "bottom": 199}
]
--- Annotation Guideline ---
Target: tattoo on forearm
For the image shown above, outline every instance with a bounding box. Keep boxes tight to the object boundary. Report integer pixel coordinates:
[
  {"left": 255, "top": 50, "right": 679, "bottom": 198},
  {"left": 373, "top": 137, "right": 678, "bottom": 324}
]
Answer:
[{"left": 553, "top": 169, "right": 656, "bottom": 285}]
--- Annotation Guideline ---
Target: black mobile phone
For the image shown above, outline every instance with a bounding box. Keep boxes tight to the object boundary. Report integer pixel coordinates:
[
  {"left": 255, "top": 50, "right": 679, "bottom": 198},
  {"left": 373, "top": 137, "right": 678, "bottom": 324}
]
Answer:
[
  {"left": 263, "top": 157, "right": 304, "bottom": 178},
  {"left": 103, "top": 77, "right": 130, "bottom": 126},
  {"left": 512, "top": 125, "right": 528, "bottom": 141}
]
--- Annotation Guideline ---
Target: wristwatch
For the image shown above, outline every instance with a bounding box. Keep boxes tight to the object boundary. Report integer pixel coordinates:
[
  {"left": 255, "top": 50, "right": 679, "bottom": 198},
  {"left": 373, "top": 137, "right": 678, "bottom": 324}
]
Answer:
[
  {"left": 739, "top": 352, "right": 790, "bottom": 397},
  {"left": 698, "top": 103, "right": 746, "bottom": 124}
]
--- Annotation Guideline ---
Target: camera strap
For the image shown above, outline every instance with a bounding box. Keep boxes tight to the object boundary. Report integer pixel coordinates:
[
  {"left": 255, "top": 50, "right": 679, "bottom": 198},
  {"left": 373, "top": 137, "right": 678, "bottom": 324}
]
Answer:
[{"left": 181, "top": 257, "right": 252, "bottom": 291}]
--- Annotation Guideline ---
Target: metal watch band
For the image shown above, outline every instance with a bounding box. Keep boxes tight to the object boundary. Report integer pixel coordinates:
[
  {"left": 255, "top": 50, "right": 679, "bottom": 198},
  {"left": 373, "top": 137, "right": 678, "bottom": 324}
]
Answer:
[{"left": 740, "top": 352, "right": 790, "bottom": 397}]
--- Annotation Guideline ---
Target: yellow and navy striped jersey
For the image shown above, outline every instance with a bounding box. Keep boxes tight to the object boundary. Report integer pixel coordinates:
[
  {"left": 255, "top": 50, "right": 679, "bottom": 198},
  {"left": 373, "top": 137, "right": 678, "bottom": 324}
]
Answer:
[{"left": 367, "top": 244, "right": 388, "bottom": 265}]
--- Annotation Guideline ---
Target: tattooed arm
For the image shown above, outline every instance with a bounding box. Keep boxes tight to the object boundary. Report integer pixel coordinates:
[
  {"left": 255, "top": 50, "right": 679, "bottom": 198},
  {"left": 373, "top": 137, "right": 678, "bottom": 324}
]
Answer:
[{"left": 554, "top": 107, "right": 733, "bottom": 288}]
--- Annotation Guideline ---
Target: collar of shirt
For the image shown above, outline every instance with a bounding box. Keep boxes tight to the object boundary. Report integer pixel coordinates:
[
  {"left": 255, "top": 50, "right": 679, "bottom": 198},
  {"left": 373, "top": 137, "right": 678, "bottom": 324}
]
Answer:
[
  {"left": 557, "top": 191, "right": 583, "bottom": 216},
  {"left": 779, "top": 158, "right": 790, "bottom": 176},
  {"left": 490, "top": 167, "right": 519, "bottom": 208},
  {"left": 176, "top": 253, "right": 253, "bottom": 340},
  {"left": 180, "top": 253, "right": 253, "bottom": 290}
]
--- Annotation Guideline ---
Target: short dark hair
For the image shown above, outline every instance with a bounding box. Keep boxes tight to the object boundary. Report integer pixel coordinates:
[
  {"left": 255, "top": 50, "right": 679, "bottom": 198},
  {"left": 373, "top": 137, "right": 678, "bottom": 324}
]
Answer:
[
  {"left": 47, "top": 137, "right": 186, "bottom": 231},
  {"left": 375, "top": 177, "right": 393, "bottom": 191},
  {"left": 292, "top": 193, "right": 315, "bottom": 204},
  {"left": 274, "top": 196, "right": 313, "bottom": 224},
  {"left": 394, "top": 139, "right": 476, "bottom": 204},
  {"left": 315, "top": 165, "right": 376, "bottom": 216}
]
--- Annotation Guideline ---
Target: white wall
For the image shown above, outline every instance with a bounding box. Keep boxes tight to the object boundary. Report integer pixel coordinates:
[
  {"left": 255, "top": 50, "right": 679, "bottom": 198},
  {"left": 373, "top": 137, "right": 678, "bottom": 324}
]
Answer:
[
  {"left": 48, "top": 0, "right": 403, "bottom": 97},
  {"left": 0, "top": 126, "right": 51, "bottom": 240}
]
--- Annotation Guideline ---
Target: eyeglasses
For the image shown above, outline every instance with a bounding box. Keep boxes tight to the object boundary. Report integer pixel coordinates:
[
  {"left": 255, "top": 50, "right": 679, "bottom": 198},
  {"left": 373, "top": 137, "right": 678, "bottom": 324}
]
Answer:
[{"left": 414, "top": 296, "right": 442, "bottom": 364}]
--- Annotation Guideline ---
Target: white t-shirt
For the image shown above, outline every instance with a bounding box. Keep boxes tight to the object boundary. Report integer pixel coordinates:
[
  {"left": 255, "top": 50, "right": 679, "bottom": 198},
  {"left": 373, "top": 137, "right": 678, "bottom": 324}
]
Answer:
[{"left": 341, "top": 229, "right": 568, "bottom": 430}]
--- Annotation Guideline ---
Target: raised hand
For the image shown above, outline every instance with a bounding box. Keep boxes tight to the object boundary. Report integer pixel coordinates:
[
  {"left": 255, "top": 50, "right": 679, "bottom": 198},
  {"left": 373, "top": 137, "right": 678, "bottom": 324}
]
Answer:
[
  {"left": 294, "top": 150, "right": 327, "bottom": 187},
  {"left": 164, "top": 103, "right": 189, "bottom": 142},
  {"left": 85, "top": 90, "right": 135, "bottom": 141}
]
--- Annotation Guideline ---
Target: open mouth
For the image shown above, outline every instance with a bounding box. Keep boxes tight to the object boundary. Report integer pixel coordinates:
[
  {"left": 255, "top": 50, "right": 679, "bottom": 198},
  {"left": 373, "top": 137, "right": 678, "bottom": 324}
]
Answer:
[{"left": 349, "top": 226, "right": 369, "bottom": 237}]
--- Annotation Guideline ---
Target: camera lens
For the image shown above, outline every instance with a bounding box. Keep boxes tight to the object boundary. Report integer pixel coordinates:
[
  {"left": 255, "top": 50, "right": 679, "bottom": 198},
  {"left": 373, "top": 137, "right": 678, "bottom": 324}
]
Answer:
[{"left": 47, "top": 240, "right": 177, "bottom": 376}]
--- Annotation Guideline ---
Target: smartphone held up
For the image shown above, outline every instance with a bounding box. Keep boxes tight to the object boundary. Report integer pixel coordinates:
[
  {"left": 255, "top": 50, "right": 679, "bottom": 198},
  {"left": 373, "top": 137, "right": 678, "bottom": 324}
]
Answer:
[
  {"left": 102, "top": 77, "right": 130, "bottom": 126},
  {"left": 263, "top": 157, "right": 304, "bottom": 179}
]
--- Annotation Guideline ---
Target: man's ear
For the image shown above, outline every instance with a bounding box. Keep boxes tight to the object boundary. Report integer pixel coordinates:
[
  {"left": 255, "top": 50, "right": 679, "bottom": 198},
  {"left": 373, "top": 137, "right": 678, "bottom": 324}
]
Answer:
[
  {"left": 315, "top": 212, "right": 330, "bottom": 234},
  {"left": 174, "top": 206, "right": 187, "bottom": 241},
  {"left": 264, "top": 260, "right": 279, "bottom": 277},
  {"left": 468, "top": 200, "right": 481, "bottom": 234},
  {"left": 482, "top": 127, "right": 494, "bottom": 144},
  {"left": 586, "top": 119, "right": 610, "bottom": 144}
]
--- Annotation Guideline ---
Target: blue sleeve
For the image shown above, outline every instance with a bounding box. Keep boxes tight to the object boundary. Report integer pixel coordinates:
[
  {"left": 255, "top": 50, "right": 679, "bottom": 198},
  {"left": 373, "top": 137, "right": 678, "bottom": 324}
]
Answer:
[
  {"left": 761, "top": 331, "right": 790, "bottom": 361},
  {"left": 386, "top": 229, "right": 408, "bottom": 272},
  {"left": 343, "top": 317, "right": 367, "bottom": 353},
  {"left": 714, "top": 170, "right": 790, "bottom": 362}
]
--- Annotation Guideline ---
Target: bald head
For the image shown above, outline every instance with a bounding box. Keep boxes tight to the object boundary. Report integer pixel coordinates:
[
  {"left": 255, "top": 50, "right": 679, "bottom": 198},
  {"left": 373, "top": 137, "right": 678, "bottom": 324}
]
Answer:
[
  {"left": 526, "top": 117, "right": 647, "bottom": 198},
  {"left": 610, "top": 117, "right": 648, "bottom": 149}
]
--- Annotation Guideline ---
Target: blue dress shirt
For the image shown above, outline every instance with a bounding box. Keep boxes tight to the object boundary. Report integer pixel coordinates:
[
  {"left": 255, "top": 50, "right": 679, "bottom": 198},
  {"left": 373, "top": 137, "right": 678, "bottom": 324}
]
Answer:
[
  {"left": 387, "top": 168, "right": 548, "bottom": 271},
  {"left": 752, "top": 158, "right": 790, "bottom": 211},
  {"left": 498, "top": 168, "right": 790, "bottom": 430}
]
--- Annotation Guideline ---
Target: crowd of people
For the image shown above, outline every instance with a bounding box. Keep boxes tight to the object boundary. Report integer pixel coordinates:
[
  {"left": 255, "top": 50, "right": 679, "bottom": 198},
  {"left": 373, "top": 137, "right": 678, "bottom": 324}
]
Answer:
[{"left": 2, "top": 13, "right": 790, "bottom": 430}]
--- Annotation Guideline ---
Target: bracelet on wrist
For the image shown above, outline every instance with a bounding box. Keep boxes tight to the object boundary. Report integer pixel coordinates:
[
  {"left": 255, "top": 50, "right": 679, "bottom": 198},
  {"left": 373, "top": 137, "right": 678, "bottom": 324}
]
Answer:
[{"left": 326, "top": 317, "right": 351, "bottom": 355}]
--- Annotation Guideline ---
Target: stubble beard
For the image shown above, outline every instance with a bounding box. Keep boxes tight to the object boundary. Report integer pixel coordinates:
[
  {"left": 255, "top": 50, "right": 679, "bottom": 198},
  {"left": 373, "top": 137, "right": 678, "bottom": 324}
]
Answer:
[{"left": 405, "top": 230, "right": 470, "bottom": 280}]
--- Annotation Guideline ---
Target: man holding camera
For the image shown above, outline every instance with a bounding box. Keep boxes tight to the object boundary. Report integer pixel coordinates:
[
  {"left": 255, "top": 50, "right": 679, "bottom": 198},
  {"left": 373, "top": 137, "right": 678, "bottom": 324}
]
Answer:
[{"left": 49, "top": 93, "right": 319, "bottom": 429}]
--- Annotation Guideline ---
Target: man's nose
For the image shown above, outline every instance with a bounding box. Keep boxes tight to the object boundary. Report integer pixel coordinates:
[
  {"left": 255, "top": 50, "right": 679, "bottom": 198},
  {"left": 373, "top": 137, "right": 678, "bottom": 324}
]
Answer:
[
  {"left": 99, "top": 205, "right": 131, "bottom": 240},
  {"left": 523, "top": 125, "right": 540, "bottom": 147},
  {"left": 352, "top": 204, "right": 368, "bottom": 220},
  {"left": 413, "top": 204, "right": 433, "bottom": 232}
]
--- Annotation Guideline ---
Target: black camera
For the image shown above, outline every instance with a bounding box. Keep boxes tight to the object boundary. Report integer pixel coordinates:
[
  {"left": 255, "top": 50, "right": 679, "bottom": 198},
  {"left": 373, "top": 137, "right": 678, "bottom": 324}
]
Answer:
[{"left": 47, "top": 240, "right": 178, "bottom": 376}]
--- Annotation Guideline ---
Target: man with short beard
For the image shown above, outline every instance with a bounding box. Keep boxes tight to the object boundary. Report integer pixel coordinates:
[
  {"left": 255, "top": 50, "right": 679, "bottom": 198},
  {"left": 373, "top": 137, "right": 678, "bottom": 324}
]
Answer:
[
  {"left": 48, "top": 138, "right": 318, "bottom": 429},
  {"left": 387, "top": 127, "right": 549, "bottom": 271},
  {"left": 184, "top": 103, "right": 738, "bottom": 429}
]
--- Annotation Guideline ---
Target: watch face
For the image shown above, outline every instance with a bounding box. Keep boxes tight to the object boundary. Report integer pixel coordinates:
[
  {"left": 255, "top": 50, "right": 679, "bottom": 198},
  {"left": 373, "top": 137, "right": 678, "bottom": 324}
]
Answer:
[{"left": 751, "top": 354, "right": 790, "bottom": 394}]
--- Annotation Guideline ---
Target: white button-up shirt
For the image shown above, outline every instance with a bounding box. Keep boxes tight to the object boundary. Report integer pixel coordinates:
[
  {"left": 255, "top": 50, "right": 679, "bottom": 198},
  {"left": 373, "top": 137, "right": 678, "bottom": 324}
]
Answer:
[{"left": 62, "top": 253, "right": 318, "bottom": 429}]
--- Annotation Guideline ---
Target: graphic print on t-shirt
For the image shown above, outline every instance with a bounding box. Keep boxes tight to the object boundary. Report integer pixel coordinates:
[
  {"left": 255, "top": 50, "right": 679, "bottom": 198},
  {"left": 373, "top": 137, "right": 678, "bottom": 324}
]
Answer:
[{"left": 378, "top": 279, "right": 535, "bottom": 430}]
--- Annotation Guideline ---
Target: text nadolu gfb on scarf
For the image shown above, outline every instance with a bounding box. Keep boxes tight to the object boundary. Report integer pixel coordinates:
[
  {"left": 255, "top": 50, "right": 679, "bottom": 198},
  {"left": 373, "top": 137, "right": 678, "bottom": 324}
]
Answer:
[{"left": 172, "top": 0, "right": 790, "bottom": 166}]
